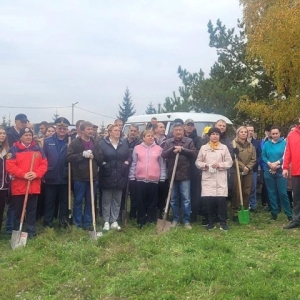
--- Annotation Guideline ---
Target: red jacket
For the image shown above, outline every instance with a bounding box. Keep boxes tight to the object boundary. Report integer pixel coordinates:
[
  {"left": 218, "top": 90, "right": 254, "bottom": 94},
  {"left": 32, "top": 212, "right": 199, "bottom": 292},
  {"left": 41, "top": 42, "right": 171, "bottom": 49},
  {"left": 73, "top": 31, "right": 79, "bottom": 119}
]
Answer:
[
  {"left": 6, "top": 141, "right": 48, "bottom": 195},
  {"left": 283, "top": 126, "right": 300, "bottom": 175}
]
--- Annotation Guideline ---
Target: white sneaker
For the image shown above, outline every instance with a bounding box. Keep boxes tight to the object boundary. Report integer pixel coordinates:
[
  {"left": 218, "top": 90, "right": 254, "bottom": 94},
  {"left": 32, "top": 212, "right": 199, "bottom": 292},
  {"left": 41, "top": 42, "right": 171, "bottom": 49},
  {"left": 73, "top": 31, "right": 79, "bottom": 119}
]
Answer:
[
  {"left": 111, "top": 222, "right": 121, "bottom": 230},
  {"left": 103, "top": 222, "right": 110, "bottom": 231}
]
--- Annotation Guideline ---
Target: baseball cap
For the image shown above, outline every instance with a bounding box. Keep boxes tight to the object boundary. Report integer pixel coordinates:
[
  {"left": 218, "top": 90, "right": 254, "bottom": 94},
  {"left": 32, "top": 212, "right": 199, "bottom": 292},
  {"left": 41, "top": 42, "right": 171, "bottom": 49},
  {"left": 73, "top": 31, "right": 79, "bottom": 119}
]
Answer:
[
  {"left": 184, "top": 119, "right": 194, "bottom": 126},
  {"left": 15, "top": 114, "right": 29, "bottom": 123}
]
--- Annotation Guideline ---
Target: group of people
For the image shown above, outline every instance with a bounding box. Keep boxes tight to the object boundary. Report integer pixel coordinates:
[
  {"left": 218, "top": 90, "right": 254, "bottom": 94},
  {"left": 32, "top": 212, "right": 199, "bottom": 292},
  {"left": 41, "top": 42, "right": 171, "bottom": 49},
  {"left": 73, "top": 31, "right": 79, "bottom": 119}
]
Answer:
[{"left": 1, "top": 113, "right": 300, "bottom": 238}]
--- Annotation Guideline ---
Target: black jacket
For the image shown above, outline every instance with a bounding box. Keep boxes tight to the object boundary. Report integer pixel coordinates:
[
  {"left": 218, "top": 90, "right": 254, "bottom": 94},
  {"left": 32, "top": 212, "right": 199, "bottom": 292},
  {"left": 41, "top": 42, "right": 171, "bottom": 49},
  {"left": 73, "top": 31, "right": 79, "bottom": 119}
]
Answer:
[
  {"left": 99, "top": 137, "right": 131, "bottom": 189},
  {"left": 67, "top": 137, "right": 103, "bottom": 181},
  {"left": 250, "top": 138, "right": 262, "bottom": 172},
  {"left": 6, "top": 127, "right": 20, "bottom": 147},
  {"left": 162, "top": 137, "right": 197, "bottom": 181}
]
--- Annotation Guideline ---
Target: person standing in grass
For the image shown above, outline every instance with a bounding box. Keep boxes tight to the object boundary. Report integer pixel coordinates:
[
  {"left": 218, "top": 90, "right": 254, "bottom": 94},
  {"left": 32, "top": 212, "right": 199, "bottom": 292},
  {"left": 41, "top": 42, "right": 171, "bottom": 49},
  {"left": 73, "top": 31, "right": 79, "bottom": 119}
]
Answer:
[
  {"left": 196, "top": 127, "right": 233, "bottom": 231},
  {"left": 0, "top": 126, "right": 10, "bottom": 232},
  {"left": 67, "top": 122, "right": 103, "bottom": 230},
  {"left": 99, "top": 124, "right": 130, "bottom": 231},
  {"left": 122, "top": 124, "right": 142, "bottom": 220},
  {"left": 6, "top": 127, "right": 48, "bottom": 238},
  {"left": 283, "top": 120, "right": 300, "bottom": 229},
  {"left": 129, "top": 130, "right": 166, "bottom": 227},
  {"left": 246, "top": 124, "right": 262, "bottom": 213},
  {"left": 162, "top": 123, "right": 197, "bottom": 229},
  {"left": 43, "top": 117, "right": 71, "bottom": 228},
  {"left": 262, "top": 126, "right": 292, "bottom": 221},
  {"left": 231, "top": 126, "right": 256, "bottom": 222}
]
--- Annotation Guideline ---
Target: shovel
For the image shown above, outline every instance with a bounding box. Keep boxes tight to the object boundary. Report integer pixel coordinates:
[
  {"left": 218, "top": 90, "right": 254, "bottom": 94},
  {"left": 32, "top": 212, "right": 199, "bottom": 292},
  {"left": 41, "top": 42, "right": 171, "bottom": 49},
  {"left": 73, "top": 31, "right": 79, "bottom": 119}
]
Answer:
[
  {"left": 122, "top": 179, "right": 130, "bottom": 227},
  {"left": 89, "top": 158, "right": 102, "bottom": 239},
  {"left": 232, "top": 140, "right": 250, "bottom": 225},
  {"left": 11, "top": 152, "right": 36, "bottom": 250},
  {"left": 67, "top": 136, "right": 73, "bottom": 225},
  {"left": 157, "top": 153, "right": 179, "bottom": 233}
]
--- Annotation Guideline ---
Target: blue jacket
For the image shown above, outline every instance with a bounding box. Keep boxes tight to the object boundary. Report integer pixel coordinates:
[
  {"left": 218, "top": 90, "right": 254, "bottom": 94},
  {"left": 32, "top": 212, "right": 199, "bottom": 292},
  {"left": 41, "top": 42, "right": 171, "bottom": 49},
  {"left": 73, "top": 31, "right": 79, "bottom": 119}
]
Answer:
[
  {"left": 250, "top": 138, "right": 261, "bottom": 172},
  {"left": 43, "top": 134, "right": 69, "bottom": 185}
]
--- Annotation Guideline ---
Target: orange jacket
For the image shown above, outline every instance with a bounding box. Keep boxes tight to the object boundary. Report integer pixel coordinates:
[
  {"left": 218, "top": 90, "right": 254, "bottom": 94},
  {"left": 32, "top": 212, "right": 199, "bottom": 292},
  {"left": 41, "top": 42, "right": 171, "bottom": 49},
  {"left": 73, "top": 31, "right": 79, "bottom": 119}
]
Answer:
[{"left": 6, "top": 141, "right": 48, "bottom": 195}]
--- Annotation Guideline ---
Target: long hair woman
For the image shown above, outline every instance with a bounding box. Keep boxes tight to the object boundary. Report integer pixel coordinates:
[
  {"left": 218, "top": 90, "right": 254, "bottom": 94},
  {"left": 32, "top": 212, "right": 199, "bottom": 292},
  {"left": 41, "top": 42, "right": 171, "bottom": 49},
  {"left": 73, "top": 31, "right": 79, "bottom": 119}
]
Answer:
[
  {"left": 0, "top": 126, "right": 10, "bottom": 231},
  {"left": 231, "top": 126, "right": 256, "bottom": 221}
]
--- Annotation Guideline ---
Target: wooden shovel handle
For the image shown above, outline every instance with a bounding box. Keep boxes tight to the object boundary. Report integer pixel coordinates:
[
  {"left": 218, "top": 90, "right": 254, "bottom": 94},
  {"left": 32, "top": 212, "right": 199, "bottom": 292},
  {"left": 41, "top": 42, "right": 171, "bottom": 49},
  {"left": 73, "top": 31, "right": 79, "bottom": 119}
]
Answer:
[
  {"left": 163, "top": 153, "right": 179, "bottom": 220},
  {"left": 232, "top": 139, "right": 244, "bottom": 206},
  {"left": 19, "top": 152, "right": 37, "bottom": 228},
  {"left": 89, "top": 158, "right": 96, "bottom": 232},
  {"left": 68, "top": 136, "right": 72, "bottom": 211}
]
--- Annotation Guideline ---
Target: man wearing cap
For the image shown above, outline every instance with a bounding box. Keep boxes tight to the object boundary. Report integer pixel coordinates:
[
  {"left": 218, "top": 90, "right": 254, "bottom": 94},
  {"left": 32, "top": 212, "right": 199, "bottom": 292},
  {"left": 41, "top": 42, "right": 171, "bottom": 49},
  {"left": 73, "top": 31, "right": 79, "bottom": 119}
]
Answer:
[
  {"left": 162, "top": 123, "right": 197, "bottom": 229},
  {"left": 43, "top": 118, "right": 71, "bottom": 228},
  {"left": 6, "top": 114, "right": 29, "bottom": 147},
  {"left": 5, "top": 113, "right": 29, "bottom": 234},
  {"left": 67, "top": 121, "right": 103, "bottom": 229},
  {"left": 6, "top": 127, "right": 47, "bottom": 238},
  {"left": 184, "top": 119, "right": 202, "bottom": 223}
]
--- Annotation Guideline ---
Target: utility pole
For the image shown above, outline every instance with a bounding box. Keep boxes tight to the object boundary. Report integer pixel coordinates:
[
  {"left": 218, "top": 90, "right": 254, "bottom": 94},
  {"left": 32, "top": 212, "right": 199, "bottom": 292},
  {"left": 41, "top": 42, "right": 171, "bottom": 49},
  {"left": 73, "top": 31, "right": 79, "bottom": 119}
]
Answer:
[{"left": 72, "top": 102, "right": 78, "bottom": 125}]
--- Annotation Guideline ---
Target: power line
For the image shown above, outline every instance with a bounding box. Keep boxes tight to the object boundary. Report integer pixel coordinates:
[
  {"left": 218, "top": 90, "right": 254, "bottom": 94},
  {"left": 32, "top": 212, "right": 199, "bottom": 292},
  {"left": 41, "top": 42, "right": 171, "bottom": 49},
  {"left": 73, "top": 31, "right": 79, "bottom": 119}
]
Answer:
[
  {"left": 0, "top": 105, "right": 71, "bottom": 109},
  {"left": 76, "top": 106, "right": 115, "bottom": 119}
]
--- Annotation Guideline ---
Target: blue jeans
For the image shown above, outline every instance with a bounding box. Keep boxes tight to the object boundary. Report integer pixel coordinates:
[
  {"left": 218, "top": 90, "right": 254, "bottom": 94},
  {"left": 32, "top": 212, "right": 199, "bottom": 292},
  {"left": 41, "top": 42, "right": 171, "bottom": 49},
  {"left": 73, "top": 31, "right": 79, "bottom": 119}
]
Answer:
[
  {"left": 249, "top": 172, "right": 258, "bottom": 209},
  {"left": 73, "top": 180, "right": 97, "bottom": 229},
  {"left": 170, "top": 180, "right": 191, "bottom": 223}
]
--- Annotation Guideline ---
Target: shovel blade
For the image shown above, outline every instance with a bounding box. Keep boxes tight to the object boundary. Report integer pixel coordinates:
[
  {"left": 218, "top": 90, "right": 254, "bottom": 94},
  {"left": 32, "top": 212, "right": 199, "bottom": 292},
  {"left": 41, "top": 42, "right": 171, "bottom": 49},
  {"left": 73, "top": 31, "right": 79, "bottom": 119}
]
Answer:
[
  {"left": 156, "top": 218, "right": 171, "bottom": 234},
  {"left": 89, "top": 231, "right": 103, "bottom": 240},
  {"left": 238, "top": 207, "right": 250, "bottom": 225},
  {"left": 11, "top": 231, "right": 28, "bottom": 250}
]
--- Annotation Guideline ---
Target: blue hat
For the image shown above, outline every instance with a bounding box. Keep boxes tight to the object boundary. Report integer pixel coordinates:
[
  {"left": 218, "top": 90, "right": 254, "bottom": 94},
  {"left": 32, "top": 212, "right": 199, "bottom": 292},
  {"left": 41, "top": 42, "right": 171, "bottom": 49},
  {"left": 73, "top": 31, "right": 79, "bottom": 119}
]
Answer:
[{"left": 55, "top": 117, "right": 70, "bottom": 127}]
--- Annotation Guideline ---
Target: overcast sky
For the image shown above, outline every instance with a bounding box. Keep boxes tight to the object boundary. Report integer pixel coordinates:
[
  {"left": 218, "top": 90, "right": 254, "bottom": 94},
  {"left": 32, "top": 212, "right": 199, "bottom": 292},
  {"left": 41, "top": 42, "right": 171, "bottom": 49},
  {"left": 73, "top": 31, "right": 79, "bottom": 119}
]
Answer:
[{"left": 0, "top": 0, "right": 242, "bottom": 127}]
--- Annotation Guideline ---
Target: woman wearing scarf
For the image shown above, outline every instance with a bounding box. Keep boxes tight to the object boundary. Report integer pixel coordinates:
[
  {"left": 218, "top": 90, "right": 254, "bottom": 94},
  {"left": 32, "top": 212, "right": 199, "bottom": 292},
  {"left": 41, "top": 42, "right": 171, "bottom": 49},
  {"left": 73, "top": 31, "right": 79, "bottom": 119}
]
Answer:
[
  {"left": 262, "top": 126, "right": 292, "bottom": 221},
  {"left": 0, "top": 126, "right": 10, "bottom": 231},
  {"left": 196, "top": 127, "right": 233, "bottom": 231},
  {"left": 231, "top": 126, "right": 256, "bottom": 221}
]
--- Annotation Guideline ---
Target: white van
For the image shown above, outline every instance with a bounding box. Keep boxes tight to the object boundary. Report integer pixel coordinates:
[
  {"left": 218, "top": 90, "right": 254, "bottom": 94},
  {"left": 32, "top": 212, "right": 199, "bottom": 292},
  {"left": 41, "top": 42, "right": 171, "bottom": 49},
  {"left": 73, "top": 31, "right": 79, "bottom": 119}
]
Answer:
[{"left": 123, "top": 112, "right": 234, "bottom": 137}]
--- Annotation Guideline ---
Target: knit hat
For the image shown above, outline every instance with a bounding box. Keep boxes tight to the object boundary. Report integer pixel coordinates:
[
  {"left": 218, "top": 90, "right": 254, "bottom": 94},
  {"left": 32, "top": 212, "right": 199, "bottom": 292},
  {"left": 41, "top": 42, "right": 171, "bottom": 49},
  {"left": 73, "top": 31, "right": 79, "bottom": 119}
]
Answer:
[
  {"left": 208, "top": 127, "right": 221, "bottom": 136},
  {"left": 19, "top": 127, "right": 33, "bottom": 138}
]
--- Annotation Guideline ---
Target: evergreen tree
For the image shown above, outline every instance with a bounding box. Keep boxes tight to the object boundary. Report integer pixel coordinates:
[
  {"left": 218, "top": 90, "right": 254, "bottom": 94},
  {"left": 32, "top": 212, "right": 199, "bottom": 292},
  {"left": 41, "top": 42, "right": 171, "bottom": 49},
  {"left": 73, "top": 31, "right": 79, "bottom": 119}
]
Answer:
[
  {"left": 1, "top": 116, "right": 8, "bottom": 127},
  {"left": 145, "top": 102, "right": 157, "bottom": 114},
  {"left": 99, "top": 122, "right": 106, "bottom": 134},
  {"left": 117, "top": 87, "right": 136, "bottom": 123},
  {"left": 52, "top": 109, "right": 60, "bottom": 122}
]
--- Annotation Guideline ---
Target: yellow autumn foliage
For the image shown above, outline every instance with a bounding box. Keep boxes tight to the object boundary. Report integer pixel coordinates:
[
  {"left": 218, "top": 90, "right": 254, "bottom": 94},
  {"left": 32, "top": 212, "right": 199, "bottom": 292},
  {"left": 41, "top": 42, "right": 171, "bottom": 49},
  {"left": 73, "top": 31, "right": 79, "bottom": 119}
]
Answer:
[{"left": 240, "top": 0, "right": 300, "bottom": 95}]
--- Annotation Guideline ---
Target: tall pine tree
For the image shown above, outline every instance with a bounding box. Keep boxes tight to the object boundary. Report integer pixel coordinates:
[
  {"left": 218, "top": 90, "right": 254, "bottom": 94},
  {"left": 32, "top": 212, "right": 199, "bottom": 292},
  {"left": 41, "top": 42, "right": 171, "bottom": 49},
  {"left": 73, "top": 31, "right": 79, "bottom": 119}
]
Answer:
[
  {"left": 117, "top": 87, "right": 136, "bottom": 123},
  {"left": 145, "top": 102, "right": 157, "bottom": 114}
]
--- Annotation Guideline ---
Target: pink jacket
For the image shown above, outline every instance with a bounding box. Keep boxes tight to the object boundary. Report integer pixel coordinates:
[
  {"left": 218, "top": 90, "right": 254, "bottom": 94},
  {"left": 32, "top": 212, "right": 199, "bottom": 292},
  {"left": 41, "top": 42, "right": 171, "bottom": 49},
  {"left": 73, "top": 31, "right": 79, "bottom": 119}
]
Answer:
[{"left": 129, "top": 142, "right": 166, "bottom": 183}]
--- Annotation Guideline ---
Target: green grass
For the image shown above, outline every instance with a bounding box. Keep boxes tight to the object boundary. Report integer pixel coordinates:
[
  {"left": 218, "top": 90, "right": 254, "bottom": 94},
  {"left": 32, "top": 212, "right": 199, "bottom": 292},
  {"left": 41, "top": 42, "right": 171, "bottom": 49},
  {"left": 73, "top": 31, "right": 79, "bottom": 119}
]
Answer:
[{"left": 1, "top": 208, "right": 300, "bottom": 300}]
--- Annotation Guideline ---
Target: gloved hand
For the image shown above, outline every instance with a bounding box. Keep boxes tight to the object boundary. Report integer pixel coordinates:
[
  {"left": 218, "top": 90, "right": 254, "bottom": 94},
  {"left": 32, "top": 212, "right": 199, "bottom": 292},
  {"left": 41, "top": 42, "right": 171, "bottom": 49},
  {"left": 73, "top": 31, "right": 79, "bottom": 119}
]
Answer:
[
  {"left": 233, "top": 148, "right": 239, "bottom": 156},
  {"left": 82, "top": 150, "right": 93, "bottom": 158}
]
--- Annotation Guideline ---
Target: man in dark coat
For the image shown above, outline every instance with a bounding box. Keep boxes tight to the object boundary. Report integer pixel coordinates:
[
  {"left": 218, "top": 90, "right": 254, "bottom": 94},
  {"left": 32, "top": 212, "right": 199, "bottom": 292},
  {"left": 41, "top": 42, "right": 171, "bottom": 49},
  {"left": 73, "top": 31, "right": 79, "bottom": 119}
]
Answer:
[
  {"left": 247, "top": 125, "right": 262, "bottom": 212},
  {"left": 184, "top": 119, "right": 202, "bottom": 222},
  {"left": 43, "top": 117, "right": 71, "bottom": 228},
  {"left": 67, "top": 122, "right": 103, "bottom": 229},
  {"left": 162, "top": 124, "right": 197, "bottom": 229}
]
